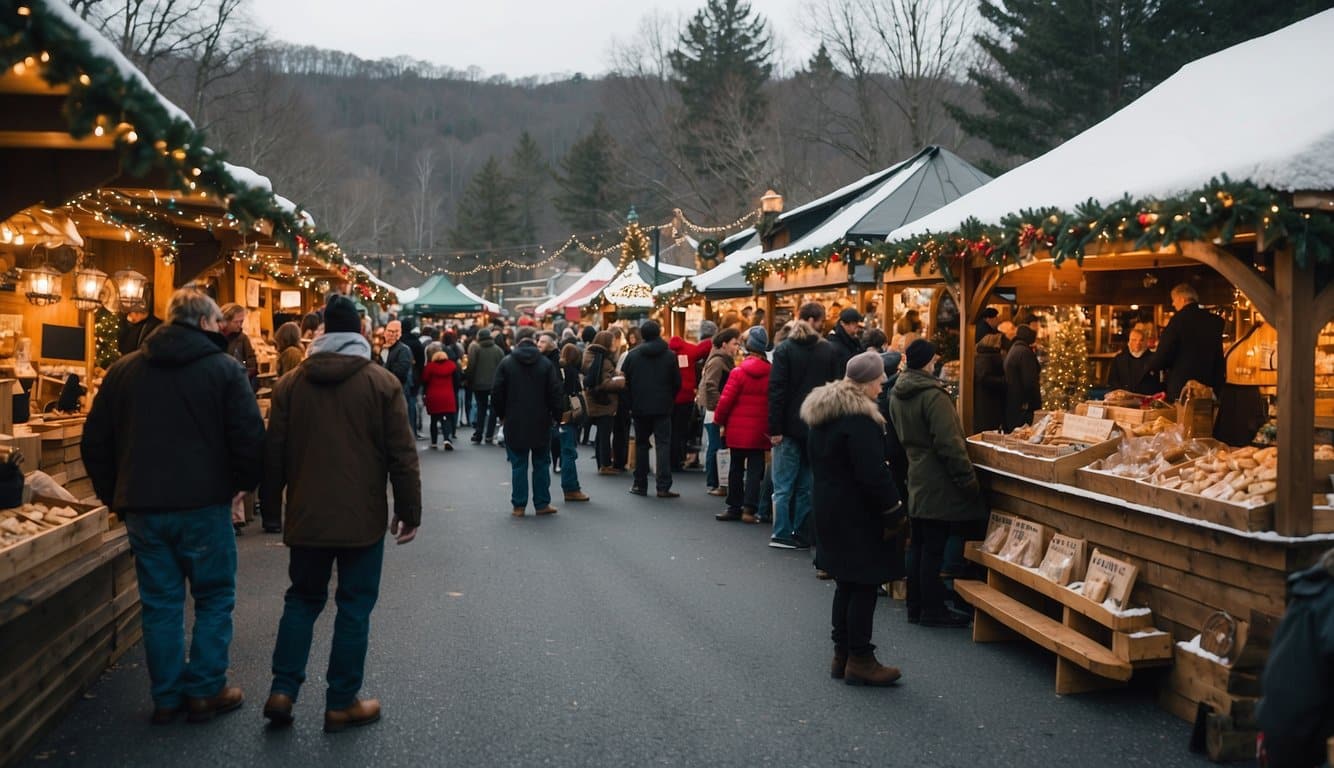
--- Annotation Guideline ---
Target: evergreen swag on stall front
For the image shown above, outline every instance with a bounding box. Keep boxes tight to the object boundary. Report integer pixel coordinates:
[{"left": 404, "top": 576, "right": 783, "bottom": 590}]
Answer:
[{"left": 1041, "top": 310, "right": 1092, "bottom": 412}]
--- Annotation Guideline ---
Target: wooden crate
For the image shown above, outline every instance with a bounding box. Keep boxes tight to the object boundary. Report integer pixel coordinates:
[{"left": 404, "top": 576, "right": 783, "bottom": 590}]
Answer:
[
  {"left": 1074, "top": 462, "right": 1157, "bottom": 504},
  {"left": 0, "top": 499, "right": 108, "bottom": 587},
  {"left": 967, "top": 434, "right": 1122, "bottom": 485},
  {"left": 1076, "top": 401, "right": 1176, "bottom": 426},
  {"left": 1141, "top": 462, "right": 1274, "bottom": 532}
]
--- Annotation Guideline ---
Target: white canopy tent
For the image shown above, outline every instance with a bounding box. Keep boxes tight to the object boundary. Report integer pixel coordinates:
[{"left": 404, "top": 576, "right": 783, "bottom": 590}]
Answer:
[
  {"left": 455, "top": 282, "right": 501, "bottom": 313},
  {"left": 888, "top": 10, "right": 1334, "bottom": 242},
  {"left": 534, "top": 258, "right": 618, "bottom": 315}
]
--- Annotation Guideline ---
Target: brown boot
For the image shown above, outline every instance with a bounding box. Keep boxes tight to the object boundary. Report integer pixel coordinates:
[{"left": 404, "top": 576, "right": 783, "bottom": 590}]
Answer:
[
  {"left": 843, "top": 654, "right": 902, "bottom": 687},
  {"left": 512, "top": 507, "right": 525, "bottom": 517},
  {"left": 535, "top": 506, "right": 558, "bottom": 516},
  {"left": 263, "top": 693, "right": 294, "bottom": 727},
  {"left": 323, "top": 698, "right": 381, "bottom": 733},
  {"left": 740, "top": 508, "right": 759, "bottom": 525},
  {"left": 830, "top": 648, "right": 848, "bottom": 680},
  {"left": 186, "top": 686, "right": 244, "bottom": 723},
  {"left": 598, "top": 467, "right": 618, "bottom": 476},
  {"left": 564, "top": 491, "right": 589, "bottom": 502}
]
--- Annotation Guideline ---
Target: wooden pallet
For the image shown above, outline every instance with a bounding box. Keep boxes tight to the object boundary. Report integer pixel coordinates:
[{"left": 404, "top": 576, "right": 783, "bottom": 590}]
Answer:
[{"left": 958, "top": 542, "right": 1173, "bottom": 694}]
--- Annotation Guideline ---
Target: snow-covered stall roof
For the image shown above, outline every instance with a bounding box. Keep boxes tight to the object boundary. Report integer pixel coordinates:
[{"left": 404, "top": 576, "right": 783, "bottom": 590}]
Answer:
[
  {"left": 534, "top": 258, "right": 618, "bottom": 315},
  {"left": 685, "top": 245, "right": 764, "bottom": 294},
  {"left": 351, "top": 264, "right": 408, "bottom": 302},
  {"left": 600, "top": 269, "right": 656, "bottom": 309},
  {"left": 40, "top": 0, "right": 194, "bottom": 126},
  {"left": 455, "top": 282, "right": 501, "bottom": 313},
  {"left": 890, "top": 10, "right": 1334, "bottom": 242},
  {"left": 631, "top": 258, "right": 695, "bottom": 285}
]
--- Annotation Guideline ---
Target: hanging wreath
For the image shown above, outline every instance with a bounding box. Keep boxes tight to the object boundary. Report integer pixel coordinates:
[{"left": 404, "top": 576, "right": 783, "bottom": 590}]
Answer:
[{"left": 697, "top": 239, "right": 721, "bottom": 270}]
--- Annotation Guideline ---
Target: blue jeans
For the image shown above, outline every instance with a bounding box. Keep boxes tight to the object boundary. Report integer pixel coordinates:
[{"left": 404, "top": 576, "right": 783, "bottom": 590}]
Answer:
[
  {"left": 704, "top": 421, "right": 721, "bottom": 488},
  {"left": 507, "top": 444, "right": 552, "bottom": 509},
  {"left": 404, "top": 371, "right": 419, "bottom": 435},
  {"left": 771, "top": 438, "right": 813, "bottom": 541},
  {"left": 271, "top": 539, "right": 384, "bottom": 710},
  {"left": 556, "top": 423, "right": 581, "bottom": 493},
  {"left": 125, "top": 505, "right": 237, "bottom": 708}
]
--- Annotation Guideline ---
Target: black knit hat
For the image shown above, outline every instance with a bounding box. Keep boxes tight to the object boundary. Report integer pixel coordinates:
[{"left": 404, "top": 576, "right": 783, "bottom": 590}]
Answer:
[
  {"left": 324, "top": 296, "right": 361, "bottom": 334},
  {"left": 905, "top": 339, "right": 937, "bottom": 370},
  {"left": 640, "top": 320, "right": 661, "bottom": 341}
]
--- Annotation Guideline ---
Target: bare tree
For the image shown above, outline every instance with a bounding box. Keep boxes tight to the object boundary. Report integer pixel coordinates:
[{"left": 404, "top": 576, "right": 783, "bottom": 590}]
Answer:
[
  {"left": 803, "top": 0, "right": 973, "bottom": 162},
  {"left": 408, "top": 147, "right": 441, "bottom": 252}
]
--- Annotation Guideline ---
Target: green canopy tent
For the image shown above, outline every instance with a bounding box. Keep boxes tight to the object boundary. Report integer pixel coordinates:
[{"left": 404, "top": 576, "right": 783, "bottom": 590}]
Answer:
[{"left": 402, "top": 275, "right": 483, "bottom": 315}]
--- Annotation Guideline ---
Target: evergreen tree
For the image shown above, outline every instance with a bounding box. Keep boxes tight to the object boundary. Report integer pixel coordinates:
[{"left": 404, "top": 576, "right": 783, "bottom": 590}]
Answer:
[
  {"left": 1041, "top": 310, "right": 1092, "bottom": 412},
  {"left": 951, "top": 1, "right": 1331, "bottom": 166},
  {"left": 509, "top": 131, "right": 548, "bottom": 245},
  {"left": 804, "top": 43, "right": 836, "bottom": 79},
  {"left": 669, "top": 0, "right": 773, "bottom": 127},
  {"left": 552, "top": 118, "right": 620, "bottom": 235},
  {"left": 449, "top": 156, "right": 517, "bottom": 252}
]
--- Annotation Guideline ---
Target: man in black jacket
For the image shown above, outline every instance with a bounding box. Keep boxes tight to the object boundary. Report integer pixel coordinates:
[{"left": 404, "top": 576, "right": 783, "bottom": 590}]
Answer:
[
  {"left": 1003, "top": 325, "right": 1041, "bottom": 431},
  {"left": 1147, "top": 283, "right": 1225, "bottom": 401},
  {"left": 492, "top": 327, "right": 564, "bottom": 516},
  {"left": 620, "top": 320, "right": 682, "bottom": 497},
  {"left": 1107, "top": 327, "right": 1158, "bottom": 394},
  {"left": 82, "top": 288, "right": 265, "bottom": 725},
  {"left": 383, "top": 320, "right": 416, "bottom": 436},
  {"left": 402, "top": 318, "right": 427, "bottom": 438},
  {"left": 828, "top": 307, "right": 865, "bottom": 377},
  {"left": 117, "top": 308, "right": 162, "bottom": 356},
  {"left": 767, "top": 303, "right": 839, "bottom": 548}
]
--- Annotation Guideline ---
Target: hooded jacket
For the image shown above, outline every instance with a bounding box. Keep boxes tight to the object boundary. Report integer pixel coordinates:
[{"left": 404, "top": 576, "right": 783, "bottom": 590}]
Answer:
[
  {"left": 1003, "top": 327, "right": 1041, "bottom": 431},
  {"left": 889, "top": 367, "right": 984, "bottom": 522},
  {"left": 620, "top": 336, "right": 681, "bottom": 417},
  {"left": 261, "top": 339, "right": 421, "bottom": 548},
  {"left": 768, "top": 320, "right": 839, "bottom": 441},
  {"left": 973, "top": 340, "right": 1007, "bottom": 433},
  {"left": 83, "top": 322, "right": 265, "bottom": 514},
  {"left": 714, "top": 354, "right": 771, "bottom": 451},
  {"left": 581, "top": 343, "right": 619, "bottom": 419},
  {"left": 491, "top": 340, "right": 563, "bottom": 451},
  {"left": 828, "top": 323, "right": 863, "bottom": 377},
  {"left": 802, "top": 379, "right": 902, "bottom": 585},
  {"left": 668, "top": 336, "right": 708, "bottom": 405},
  {"left": 465, "top": 337, "right": 505, "bottom": 391},
  {"left": 421, "top": 358, "right": 459, "bottom": 415},
  {"left": 696, "top": 345, "right": 736, "bottom": 411}
]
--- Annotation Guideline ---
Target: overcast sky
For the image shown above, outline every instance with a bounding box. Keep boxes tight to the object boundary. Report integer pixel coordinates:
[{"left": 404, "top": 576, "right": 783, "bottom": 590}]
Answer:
[{"left": 250, "top": 0, "right": 815, "bottom": 79}]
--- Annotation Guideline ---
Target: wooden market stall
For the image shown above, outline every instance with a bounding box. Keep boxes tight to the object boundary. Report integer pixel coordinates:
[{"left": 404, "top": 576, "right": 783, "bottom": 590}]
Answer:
[
  {"left": 0, "top": 6, "right": 386, "bottom": 764},
  {"left": 747, "top": 147, "right": 990, "bottom": 335},
  {"left": 871, "top": 12, "right": 1334, "bottom": 760}
]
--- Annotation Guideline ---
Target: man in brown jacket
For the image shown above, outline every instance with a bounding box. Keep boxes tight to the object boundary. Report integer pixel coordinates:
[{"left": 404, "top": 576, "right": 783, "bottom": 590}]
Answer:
[{"left": 259, "top": 295, "right": 422, "bottom": 733}]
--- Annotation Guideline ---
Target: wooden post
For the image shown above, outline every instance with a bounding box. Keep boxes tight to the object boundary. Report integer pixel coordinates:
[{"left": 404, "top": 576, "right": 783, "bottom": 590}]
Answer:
[
  {"left": 1273, "top": 249, "right": 1315, "bottom": 536},
  {"left": 959, "top": 263, "right": 976, "bottom": 432}
]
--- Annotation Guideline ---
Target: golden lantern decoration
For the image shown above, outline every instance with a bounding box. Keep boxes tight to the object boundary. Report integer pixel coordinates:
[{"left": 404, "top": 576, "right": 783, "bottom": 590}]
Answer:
[
  {"left": 71, "top": 264, "right": 108, "bottom": 311},
  {"left": 23, "top": 264, "right": 62, "bottom": 306},
  {"left": 114, "top": 269, "right": 148, "bottom": 312}
]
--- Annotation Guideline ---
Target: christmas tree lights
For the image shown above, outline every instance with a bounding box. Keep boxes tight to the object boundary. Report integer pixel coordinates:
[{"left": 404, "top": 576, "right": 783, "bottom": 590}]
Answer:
[{"left": 1041, "top": 309, "right": 1092, "bottom": 412}]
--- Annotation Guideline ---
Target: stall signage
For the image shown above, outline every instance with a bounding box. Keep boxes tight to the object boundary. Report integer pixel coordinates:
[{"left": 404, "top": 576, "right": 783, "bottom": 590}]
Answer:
[
  {"left": 999, "top": 518, "right": 1051, "bottom": 567},
  {"left": 1084, "top": 549, "right": 1139, "bottom": 609},
  {"left": 982, "top": 512, "right": 1015, "bottom": 554},
  {"left": 1059, "top": 413, "right": 1116, "bottom": 443},
  {"left": 1038, "top": 534, "right": 1088, "bottom": 585}
]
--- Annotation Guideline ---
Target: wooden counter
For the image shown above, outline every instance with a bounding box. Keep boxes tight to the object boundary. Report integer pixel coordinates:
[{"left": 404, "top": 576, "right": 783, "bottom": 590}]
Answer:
[{"left": 0, "top": 527, "right": 138, "bottom": 767}]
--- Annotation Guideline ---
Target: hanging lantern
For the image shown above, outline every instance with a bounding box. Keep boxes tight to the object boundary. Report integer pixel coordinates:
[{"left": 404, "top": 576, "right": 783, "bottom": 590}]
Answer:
[
  {"left": 72, "top": 265, "right": 108, "bottom": 311},
  {"left": 23, "top": 264, "right": 63, "bottom": 306},
  {"left": 114, "top": 269, "right": 148, "bottom": 312}
]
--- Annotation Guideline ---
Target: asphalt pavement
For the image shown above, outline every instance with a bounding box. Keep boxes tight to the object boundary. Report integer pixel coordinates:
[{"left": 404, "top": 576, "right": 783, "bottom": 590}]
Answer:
[{"left": 20, "top": 436, "right": 1218, "bottom": 768}]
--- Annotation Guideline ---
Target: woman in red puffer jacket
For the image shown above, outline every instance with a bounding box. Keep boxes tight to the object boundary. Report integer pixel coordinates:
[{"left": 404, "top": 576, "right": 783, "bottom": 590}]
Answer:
[
  {"left": 713, "top": 326, "right": 771, "bottom": 523},
  {"left": 421, "top": 351, "right": 459, "bottom": 450}
]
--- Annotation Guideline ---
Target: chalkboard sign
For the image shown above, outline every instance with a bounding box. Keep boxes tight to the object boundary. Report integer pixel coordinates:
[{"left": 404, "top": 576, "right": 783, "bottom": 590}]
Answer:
[{"left": 41, "top": 323, "right": 86, "bottom": 362}]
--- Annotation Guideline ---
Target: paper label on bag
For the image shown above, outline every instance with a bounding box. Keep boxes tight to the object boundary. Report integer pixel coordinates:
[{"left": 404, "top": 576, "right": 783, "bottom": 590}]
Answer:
[
  {"left": 1059, "top": 413, "right": 1116, "bottom": 443},
  {"left": 1086, "top": 405, "right": 1106, "bottom": 419},
  {"left": 678, "top": 354, "right": 690, "bottom": 368},
  {"left": 1086, "top": 549, "right": 1138, "bottom": 609}
]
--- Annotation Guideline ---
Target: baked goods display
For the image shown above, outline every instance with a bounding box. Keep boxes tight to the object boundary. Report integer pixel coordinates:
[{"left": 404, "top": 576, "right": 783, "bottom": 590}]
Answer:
[
  {"left": 1089, "top": 427, "right": 1213, "bottom": 480},
  {"left": 0, "top": 502, "right": 83, "bottom": 548},
  {"left": 1154, "top": 446, "right": 1277, "bottom": 507}
]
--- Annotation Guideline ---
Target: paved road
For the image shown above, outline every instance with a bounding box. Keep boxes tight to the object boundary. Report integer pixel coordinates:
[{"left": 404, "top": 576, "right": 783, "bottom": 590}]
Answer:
[{"left": 22, "top": 439, "right": 1216, "bottom": 768}]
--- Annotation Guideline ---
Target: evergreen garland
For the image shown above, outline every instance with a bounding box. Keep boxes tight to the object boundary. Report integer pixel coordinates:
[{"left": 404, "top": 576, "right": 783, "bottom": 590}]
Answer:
[{"left": 1041, "top": 310, "right": 1092, "bottom": 412}]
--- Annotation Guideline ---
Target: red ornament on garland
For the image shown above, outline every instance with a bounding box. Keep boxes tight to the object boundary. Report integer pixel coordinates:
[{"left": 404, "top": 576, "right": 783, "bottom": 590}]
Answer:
[
  {"left": 907, "top": 251, "right": 920, "bottom": 266},
  {"left": 1136, "top": 212, "right": 1158, "bottom": 227},
  {"left": 830, "top": 252, "right": 841, "bottom": 263}
]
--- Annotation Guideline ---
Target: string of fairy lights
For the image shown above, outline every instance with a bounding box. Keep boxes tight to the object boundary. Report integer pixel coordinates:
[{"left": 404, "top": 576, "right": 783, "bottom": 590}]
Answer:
[{"left": 360, "top": 207, "right": 762, "bottom": 279}]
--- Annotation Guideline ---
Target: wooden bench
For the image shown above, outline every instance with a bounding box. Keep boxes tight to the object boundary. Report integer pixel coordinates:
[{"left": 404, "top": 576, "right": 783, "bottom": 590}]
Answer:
[{"left": 956, "top": 541, "right": 1174, "bottom": 694}]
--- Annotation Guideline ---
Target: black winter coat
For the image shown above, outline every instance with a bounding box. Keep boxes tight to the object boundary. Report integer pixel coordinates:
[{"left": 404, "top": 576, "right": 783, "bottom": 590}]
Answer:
[
  {"left": 1147, "top": 302, "right": 1224, "bottom": 401},
  {"left": 973, "top": 344, "right": 1007, "bottom": 433},
  {"left": 828, "top": 325, "right": 863, "bottom": 377},
  {"left": 803, "top": 380, "right": 903, "bottom": 585},
  {"left": 620, "top": 337, "right": 681, "bottom": 417},
  {"left": 83, "top": 322, "right": 265, "bottom": 513},
  {"left": 768, "top": 320, "right": 839, "bottom": 441},
  {"left": 1107, "top": 349, "right": 1158, "bottom": 394},
  {"left": 1258, "top": 552, "right": 1334, "bottom": 768},
  {"left": 877, "top": 373, "right": 910, "bottom": 500},
  {"left": 117, "top": 314, "right": 162, "bottom": 356},
  {"left": 491, "top": 341, "right": 564, "bottom": 451},
  {"left": 384, "top": 341, "right": 413, "bottom": 386},
  {"left": 1003, "top": 338, "right": 1041, "bottom": 431}
]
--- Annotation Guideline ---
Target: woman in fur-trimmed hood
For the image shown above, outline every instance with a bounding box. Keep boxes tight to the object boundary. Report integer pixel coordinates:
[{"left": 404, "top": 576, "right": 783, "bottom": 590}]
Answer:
[{"left": 802, "top": 351, "right": 904, "bottom": 687}]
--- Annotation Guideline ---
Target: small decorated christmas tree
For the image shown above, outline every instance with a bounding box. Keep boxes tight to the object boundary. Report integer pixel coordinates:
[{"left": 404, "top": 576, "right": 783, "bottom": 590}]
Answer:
[
  {"left": 618, "top": 207, "right": 650, "bottom": 272},
  {"left": 1041, "top": 309, "right": 1092, "bottom": 412},
  {"left": 94, "top": 307, "right": 120, "bottom": 371}
]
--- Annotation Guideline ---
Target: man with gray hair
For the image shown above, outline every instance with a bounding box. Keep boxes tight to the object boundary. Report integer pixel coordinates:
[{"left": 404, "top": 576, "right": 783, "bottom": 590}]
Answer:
[
  {"left": 1146, "top": 282, "right": 1224, "bottom": 401},
  {"left": 83, "top": 287, "right": 265, "bottom": 725}
]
